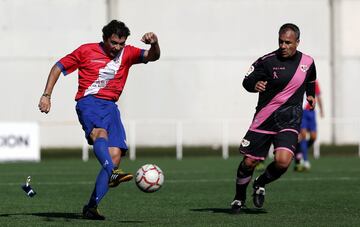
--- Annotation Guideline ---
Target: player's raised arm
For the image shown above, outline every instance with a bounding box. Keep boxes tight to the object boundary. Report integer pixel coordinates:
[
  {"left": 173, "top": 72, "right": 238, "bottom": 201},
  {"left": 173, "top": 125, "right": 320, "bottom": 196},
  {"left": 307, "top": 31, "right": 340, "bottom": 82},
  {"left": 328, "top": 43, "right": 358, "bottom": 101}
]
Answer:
[
  {"left": 38, "top": 64, "right": 61, "bottom": 114},
  {"left": 141, "top": 32, "right": 160, "bottom": 62}
]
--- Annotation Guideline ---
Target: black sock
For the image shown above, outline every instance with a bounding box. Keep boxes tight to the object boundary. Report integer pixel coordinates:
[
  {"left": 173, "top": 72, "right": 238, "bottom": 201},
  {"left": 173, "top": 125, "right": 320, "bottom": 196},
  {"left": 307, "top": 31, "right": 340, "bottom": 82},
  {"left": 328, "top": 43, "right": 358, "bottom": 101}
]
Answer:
[
  {"left": 255, "top": 162, "right": 287, "bottom": 187},
  {"left": 234, "top": 160, "right": 254, "bottom": 202},
  {"left": 294, "top": 143, "right": 302, "bottom": 165},
  {"left": 307, "top": 139, "right": 315, "bottom": 149}
]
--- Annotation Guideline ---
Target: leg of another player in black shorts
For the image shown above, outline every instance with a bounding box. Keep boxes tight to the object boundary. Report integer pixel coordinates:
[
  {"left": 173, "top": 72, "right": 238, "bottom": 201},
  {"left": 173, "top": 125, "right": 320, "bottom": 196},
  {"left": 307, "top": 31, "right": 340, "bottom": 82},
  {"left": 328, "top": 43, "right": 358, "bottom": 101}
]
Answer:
[
  {"left": 253, "top": 149, "right": 293, "bottom": 208},
  {"left": 294, "top": 142, "right": 304, "bottom": 172},
  {"left": 231, "top": 156, "right": 258, "bottom": 213},
  {"left": 231, "top": 131, "right": 273, "bottom": 212}
]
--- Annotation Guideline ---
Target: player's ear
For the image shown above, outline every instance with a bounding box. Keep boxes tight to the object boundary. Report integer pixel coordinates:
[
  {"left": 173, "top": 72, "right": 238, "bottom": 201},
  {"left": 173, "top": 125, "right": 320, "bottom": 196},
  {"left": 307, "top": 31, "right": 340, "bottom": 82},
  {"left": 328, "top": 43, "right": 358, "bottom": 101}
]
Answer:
[{"left": 296, "top": 39, "right": 300, "bottom": 47}]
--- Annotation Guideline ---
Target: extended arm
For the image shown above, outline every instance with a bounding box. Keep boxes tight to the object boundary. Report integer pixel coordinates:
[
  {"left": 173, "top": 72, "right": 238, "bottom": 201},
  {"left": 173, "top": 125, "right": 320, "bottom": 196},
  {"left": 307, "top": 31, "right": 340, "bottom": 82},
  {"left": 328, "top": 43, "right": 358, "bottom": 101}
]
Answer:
[
  {"left": 38, "top": 64, "right": 61, "bottom": 114},
  {"left": 142, "top": 32, "right": 160, "bottom": 62}
]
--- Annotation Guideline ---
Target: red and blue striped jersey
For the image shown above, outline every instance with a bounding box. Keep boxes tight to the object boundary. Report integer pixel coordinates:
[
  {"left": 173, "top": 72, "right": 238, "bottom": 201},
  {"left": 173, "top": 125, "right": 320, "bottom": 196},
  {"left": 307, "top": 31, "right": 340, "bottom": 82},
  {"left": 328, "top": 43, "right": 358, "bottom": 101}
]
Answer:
[{"left": 57, "top": 42, "right": 145, "bottom": 101}]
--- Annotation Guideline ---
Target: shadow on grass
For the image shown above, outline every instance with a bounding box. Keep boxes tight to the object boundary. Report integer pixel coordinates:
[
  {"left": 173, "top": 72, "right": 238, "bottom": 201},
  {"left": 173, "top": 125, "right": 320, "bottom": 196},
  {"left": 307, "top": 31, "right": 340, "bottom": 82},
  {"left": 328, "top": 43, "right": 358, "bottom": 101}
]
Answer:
[
  {"left": 0, "top": 212, "right": 83, "bottom": 220},
  {"left": 0, "top": 212, "right": 146, "bottom": 223},
  {"left": 190, "top": 207, "right": 267, "bottom": 215}
]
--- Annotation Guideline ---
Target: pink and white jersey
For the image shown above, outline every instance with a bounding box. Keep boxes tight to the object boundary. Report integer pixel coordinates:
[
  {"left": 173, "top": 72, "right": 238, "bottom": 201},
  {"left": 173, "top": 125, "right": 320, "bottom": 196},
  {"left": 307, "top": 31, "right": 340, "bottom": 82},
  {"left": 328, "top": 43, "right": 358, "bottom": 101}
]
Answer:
[
  {"left": 56, "top": 43, "right": 145, "bottom": 101},
  {"left": 303, "top": 80, "right": 321, "bottom": 110}
]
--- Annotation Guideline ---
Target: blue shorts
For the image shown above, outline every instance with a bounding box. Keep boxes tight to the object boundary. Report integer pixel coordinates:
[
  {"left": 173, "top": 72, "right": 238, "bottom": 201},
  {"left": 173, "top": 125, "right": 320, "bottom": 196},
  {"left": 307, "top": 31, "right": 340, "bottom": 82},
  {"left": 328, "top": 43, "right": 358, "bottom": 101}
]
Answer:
[
  {"left": 301, "top": 110, "right": 317, "bottom": 132},
  {"left": 75, "top": 96, "right": 128, "bottom": 153}
]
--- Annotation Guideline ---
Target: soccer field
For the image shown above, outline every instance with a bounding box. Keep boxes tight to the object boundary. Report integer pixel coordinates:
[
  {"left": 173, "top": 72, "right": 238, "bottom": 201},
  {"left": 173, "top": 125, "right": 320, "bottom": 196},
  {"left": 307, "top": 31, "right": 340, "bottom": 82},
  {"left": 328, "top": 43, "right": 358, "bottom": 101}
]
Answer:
[{"left": 0, "top": 156, "right": 359, "bottom": 226}]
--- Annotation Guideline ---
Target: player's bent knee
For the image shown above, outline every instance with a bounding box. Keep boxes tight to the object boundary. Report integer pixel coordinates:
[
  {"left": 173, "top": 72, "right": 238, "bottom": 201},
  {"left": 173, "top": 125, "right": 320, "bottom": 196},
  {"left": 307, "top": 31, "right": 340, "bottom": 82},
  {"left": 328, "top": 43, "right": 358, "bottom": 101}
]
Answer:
[
  {"left": 274, "top": 156, "right": 292, "bottom": 169},
  {"left": 275, "top": 161, "right": 290, "bottom": 170},
  {"left": 90, "top": 128, "right": 108, "bottom": 141},
  {"left": 243, "top": 157, "right": 259, "bottom": 169},
  {"left": 310, "top": 133, "right": 317, "bottom": 141}
]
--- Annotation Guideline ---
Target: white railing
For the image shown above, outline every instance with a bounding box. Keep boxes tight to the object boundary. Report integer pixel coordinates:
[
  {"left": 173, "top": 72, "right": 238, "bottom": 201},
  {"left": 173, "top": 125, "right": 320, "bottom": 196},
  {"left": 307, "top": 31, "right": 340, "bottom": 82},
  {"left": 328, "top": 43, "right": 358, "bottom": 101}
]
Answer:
[
  {"left": 38, "top": 118, "right": 360, "bottom": 161},
  {"left": 77, "top": 117, "right": 360, "bottom": 161}
]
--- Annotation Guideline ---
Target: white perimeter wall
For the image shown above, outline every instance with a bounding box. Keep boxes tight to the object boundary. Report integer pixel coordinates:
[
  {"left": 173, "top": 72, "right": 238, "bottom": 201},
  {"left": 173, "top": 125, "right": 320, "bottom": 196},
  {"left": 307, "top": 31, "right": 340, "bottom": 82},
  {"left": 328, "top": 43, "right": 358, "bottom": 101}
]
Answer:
[{"left": 0, "top": 0, "right": 359, "bottom": 147}]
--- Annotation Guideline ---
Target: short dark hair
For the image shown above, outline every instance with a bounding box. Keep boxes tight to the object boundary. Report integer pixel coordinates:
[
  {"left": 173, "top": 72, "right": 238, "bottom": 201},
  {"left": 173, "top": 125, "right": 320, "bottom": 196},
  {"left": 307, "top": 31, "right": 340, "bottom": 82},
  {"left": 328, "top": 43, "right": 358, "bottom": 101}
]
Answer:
[
  {"left": 102, "top": 20, "right": 130, "bottom": 40},
  {"left": 279, "top": 23, "right": 300, "bottom": 40}
]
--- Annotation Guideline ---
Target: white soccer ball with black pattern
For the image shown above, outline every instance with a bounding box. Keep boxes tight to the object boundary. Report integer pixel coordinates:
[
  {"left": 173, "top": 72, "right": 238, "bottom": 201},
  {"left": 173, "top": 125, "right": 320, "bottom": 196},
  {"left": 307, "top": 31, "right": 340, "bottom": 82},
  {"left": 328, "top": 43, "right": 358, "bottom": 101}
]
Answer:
[{"left": 135, "top": 164, "right": 164, "bottom": 193}]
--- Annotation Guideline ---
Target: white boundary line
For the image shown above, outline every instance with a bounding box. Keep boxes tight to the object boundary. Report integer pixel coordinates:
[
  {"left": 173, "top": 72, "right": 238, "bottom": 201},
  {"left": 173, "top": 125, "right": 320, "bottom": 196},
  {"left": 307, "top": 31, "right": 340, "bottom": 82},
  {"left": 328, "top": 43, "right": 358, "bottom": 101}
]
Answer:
[{"left": 1, "top": 176, "right": 358, "bottom": 186}]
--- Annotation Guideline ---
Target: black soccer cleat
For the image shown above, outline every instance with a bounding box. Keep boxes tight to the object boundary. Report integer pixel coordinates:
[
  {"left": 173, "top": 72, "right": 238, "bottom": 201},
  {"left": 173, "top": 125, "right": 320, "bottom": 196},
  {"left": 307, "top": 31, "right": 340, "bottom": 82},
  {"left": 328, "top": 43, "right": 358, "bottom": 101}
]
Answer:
[
  {"left": 294, "top": 164, "right": 304, "bottom": 172},
  {"left": 230, "top": 200, "right": 246, "bottom": 214},
  {"left": 252, "top": 179, "right": 266, "bottom": 208},
  {"left": 108, "top": 169, "right": 133, "bottom": 188},
  {"left": 82, "top": 205, "right": 105, "bottom": 220}
]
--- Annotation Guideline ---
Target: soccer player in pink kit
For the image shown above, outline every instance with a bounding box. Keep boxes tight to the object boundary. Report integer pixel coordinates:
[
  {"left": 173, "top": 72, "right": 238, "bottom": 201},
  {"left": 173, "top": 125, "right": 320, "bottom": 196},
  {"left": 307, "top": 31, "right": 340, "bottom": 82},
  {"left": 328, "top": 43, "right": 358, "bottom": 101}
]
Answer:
[
  {"left": 38, "top": 20, "right": 160, "bottom": 220},
  {"left": 231, "top": 23, "right": 316, "bottom": 213}
]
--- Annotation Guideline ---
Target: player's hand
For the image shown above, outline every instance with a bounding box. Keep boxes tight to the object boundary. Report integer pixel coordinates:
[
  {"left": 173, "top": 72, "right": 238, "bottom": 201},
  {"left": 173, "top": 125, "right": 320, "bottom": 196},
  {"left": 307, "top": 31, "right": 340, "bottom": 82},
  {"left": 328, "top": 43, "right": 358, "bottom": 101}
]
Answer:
[
  {"left": 141, "top": 32, "right": 158, "bottom": 45},
  {"left": 38, "top": 95, "right": 51, "bottom": 114},
  {"left": 255, "top": 81, "right": 267, "bottom": 92},
  {"left": 307, "top": 96, "right": 316, "bottom": 110}
]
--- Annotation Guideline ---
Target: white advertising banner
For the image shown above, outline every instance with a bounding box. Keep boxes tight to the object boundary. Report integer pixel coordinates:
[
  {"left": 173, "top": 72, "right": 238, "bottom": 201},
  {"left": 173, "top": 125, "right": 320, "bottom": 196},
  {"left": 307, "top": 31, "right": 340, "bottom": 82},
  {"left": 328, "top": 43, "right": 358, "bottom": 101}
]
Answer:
[{"left": 0, "top": 122, "right": 40, "bottom": 162}]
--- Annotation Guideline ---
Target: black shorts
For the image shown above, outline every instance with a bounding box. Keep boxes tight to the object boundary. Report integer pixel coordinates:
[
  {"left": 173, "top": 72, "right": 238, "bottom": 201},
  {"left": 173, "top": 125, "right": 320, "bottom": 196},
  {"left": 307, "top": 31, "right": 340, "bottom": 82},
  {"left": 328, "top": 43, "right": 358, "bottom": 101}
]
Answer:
[{"left": 239, "top": 130, "right": 298, "bottom": 160}]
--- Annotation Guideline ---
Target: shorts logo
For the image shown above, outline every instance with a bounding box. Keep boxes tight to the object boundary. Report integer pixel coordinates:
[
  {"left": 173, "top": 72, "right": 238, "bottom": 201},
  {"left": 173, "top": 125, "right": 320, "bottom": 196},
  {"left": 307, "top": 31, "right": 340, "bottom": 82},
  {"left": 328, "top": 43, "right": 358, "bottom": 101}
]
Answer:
[
  {"left": 300, "top": 64, "right": 309, "bottom": 72},
  {"left": 241, "top": 139, "right": 250, "bottom": 147},
  {"left": 245, "top": 65, "right": 254, "bottom": 77}
]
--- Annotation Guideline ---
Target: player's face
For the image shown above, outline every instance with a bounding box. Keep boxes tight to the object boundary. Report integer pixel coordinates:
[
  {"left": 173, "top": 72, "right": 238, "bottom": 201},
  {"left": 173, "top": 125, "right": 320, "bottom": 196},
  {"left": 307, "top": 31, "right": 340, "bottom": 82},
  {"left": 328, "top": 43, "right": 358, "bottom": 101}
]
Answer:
[
  {"left": 278, "top": 30, "right": 299, "bottom": 58},
  {"left": 104, "top": 34, "right": 127, "bottom": 58}
]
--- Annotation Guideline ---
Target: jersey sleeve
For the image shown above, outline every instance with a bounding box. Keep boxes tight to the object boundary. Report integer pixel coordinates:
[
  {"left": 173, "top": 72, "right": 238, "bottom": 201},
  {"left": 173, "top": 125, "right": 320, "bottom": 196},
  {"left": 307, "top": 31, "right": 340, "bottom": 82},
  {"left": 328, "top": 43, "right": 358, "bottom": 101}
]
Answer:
[
  {"left": 305, "top": 62, "right": 317, "bottom": 97},
  {"left": 242, "top": 59, "right": 267, "bottom": 92},
  {"left": 56, "top": 45, "right": 83, "bottom": 76},
  {"left": 125, "top": 45, "right": 146, "bottom": 65}
]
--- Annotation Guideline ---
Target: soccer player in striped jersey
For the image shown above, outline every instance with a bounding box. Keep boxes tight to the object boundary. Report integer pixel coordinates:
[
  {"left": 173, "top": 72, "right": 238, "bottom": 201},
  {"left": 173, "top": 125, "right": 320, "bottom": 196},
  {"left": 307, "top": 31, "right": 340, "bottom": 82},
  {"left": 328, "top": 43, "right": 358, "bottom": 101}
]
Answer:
[
  {"left": 38, "top": 20, "right": 160, "bottom": 220},
  {"left": 231, "top": 23, "right": 316, "bottom": 213}
]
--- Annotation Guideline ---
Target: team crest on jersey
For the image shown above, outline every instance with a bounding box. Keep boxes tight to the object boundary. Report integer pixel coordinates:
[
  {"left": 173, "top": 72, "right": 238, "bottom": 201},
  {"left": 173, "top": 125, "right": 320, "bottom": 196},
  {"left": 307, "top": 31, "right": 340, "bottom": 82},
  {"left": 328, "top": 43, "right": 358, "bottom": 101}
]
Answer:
[
  {"left": 300, "top": 64, "right": 309, "bottom": 72},
  {"left": 241, "top": 139, "right": 250, "bottom": 147},
  {"left": 245, "top": 65, "right": 254, "bottom": 77}
]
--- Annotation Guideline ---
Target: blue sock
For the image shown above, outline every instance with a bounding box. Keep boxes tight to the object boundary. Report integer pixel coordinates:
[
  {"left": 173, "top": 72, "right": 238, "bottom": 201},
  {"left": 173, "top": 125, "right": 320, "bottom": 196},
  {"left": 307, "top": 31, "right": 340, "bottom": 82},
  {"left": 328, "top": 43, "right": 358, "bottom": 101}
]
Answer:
[
  {"left": 93, "top": 138, "right": 113, "bottom": 175},
  {"left": 88, "top": 138, "right": 114, "bottom": 208},
  {"left": 300, "top": 140, "right": 308, "bottom": 161}
]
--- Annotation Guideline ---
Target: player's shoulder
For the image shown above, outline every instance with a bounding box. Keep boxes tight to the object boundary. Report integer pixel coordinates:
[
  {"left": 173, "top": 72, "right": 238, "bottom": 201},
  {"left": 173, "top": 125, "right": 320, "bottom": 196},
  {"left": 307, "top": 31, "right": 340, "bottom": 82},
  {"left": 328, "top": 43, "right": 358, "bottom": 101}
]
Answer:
[
  {"left": 77, "top": 42, "right": 101, "bottom": 50},
  {"left": 122, "top": 45, "right": 144, "bottom": 59},
  {"left": 260, "top": 50, "right": 278, "bottom": 61},
  {"left": 124, "top": 44, "right": 142, "bottom": 52},
  {"left": 253, "top": 50, "right": 277, "bottom": 66},
  {"left": 299, "top": 51, "right": 315, "bottom": 63}
]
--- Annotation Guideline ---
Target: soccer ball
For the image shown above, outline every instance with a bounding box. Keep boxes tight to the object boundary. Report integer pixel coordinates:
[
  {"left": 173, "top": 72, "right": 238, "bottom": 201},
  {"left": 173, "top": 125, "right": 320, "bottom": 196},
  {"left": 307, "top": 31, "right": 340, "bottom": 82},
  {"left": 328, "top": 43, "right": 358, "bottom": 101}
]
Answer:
[{"left": 135, "top": 164, "right": 164, "bottom": 193}]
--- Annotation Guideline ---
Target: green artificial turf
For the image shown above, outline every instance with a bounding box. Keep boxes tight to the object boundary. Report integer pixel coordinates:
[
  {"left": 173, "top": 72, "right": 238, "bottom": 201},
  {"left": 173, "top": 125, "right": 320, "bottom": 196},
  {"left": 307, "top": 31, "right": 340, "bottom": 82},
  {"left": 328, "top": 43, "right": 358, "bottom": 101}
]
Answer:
[{"left": 0, "top": 156, "right": 359, "bottom": 226}]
